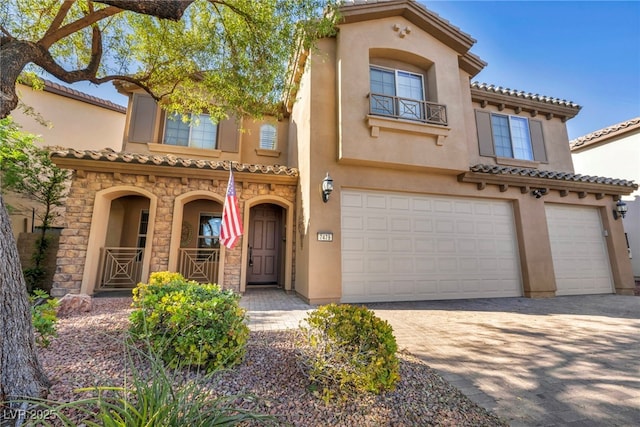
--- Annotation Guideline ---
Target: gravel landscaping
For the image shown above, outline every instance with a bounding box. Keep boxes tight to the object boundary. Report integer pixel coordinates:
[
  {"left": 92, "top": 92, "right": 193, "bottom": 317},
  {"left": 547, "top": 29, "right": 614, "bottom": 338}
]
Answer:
[{"left": 38, "top": 297, "right": 508, "bottom": 426}]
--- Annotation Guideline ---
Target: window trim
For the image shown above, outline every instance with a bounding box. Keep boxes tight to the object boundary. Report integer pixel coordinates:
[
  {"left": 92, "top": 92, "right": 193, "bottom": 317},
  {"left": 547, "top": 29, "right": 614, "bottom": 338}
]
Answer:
[
  {"left": 259, "top": 124, "right": 277, "bottom": 150},
  {"left": 490, "top": 113, "right": 534, "bottom": 161},
  {"left": 369, "top": 65, "right": 426, "bottom": 102},
  {"left": 163, "top": 113, "right": 219, "bottom": 150},
  {"left": 476, "top": 109, "right": 547, "bottom": 163}
]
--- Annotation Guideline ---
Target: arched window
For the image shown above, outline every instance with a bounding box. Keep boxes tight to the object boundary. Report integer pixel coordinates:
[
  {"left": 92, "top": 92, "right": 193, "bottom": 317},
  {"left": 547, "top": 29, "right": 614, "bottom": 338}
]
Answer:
[{"left": 259, "top": 124, "right": 277, "bottom": 150}]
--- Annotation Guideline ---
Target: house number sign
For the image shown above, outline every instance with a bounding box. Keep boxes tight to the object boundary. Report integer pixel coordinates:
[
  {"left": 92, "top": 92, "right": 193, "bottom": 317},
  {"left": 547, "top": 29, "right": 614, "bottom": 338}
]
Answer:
[{"left": 317, "top": 232, "right": 333, "bottom": 242}]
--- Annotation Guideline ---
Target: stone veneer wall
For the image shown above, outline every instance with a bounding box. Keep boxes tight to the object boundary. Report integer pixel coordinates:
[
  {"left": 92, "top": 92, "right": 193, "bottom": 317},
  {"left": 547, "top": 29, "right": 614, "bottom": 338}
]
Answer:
[{"left": 51, "top": 170, "right": 297, "bottom": 296}]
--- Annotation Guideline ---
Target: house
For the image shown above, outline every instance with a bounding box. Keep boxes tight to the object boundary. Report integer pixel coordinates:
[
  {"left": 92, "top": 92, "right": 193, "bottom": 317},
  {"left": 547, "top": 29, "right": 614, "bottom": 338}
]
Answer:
[
  {"left": 49, "top": 0, "right": 636, "bottom": 302},
  {"left": 571, "top": 117, "right": 640, "bottom": 280},
  {"left": 7, "top": 79, "right": 126, "bottom": 237}
]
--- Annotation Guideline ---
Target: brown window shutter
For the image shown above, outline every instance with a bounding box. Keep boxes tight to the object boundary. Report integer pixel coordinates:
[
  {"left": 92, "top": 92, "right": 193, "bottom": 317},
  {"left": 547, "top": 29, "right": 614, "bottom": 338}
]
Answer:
[
  {"left": 529, "top": 119, "right": 547, "bottom": 163},
  {"left": 475, "top": 110, "right": 495, "bottom": 157},
  {"left": 129, "top": 94, "right": 157, "bottom": 143},
  {"left": 218, "top": 117, "right": 240, "bottom": 152}
]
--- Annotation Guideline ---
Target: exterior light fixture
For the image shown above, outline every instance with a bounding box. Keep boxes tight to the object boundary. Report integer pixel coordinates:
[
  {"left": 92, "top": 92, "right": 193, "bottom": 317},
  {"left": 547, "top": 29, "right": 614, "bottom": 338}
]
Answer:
[
  {"left": 613, "top": 199, "right": 628, "bottom": 220},
  {"left": 531, "top": 188, "right": 547, "bottom": 199},
  {"left": 321, "top": 173, "right": 334, "bottom": 203}
]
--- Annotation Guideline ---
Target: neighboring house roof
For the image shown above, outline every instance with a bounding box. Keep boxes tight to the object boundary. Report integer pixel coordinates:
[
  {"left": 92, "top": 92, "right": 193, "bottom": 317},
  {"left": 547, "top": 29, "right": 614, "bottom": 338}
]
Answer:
[
  {"left": 20, "top": 78, "right": 126, "bottom": 114},
  {"left": 471, "top": 82, "right": 581, "bottom": 122},
  {"left": 570, "top": 117, "right": 640, "bottom": 152},
  {"left": 50, "top": 148, "right": 299, "bottom": 177}
]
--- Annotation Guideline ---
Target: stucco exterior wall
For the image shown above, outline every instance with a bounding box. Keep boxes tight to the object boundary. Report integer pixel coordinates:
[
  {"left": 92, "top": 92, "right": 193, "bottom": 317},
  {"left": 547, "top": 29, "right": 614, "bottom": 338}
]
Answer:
[{"left": 14, "top": 83, "right": 126, "bottom": 151}]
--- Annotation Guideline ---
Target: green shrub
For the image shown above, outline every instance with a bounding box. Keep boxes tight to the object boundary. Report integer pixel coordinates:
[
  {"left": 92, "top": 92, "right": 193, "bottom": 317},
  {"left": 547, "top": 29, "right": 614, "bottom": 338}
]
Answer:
[
  {"left": 129, "top": 272, "right": 249, "bottom": 371},
  {"left": 297, "top": 303, "right": 400, "bottom": 401},
  {"left": 30, "top": 289, "right": 58, "bottom": 348}
]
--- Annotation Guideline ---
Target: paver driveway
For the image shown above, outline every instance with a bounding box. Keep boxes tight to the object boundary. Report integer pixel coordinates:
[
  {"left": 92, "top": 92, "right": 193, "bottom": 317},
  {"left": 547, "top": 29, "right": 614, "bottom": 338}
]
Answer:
[
  {"left": 242, "top": 291, "right": 640, "bottom": 426},
  {"left": 368, "top": 295, "right": 640, "bottom": 426}
]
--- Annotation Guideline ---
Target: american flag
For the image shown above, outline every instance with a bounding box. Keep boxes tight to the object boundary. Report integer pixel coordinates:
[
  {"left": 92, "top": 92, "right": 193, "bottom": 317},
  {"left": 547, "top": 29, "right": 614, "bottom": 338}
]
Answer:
[{"left": 220, "top": 168, "right": 243, "bottom": 249}]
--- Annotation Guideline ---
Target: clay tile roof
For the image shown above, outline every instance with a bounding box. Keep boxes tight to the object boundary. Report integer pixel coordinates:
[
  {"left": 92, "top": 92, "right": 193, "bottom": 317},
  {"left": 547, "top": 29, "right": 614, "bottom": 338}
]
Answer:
[
  {"left": 470, "top": 82, "right": 580, "bottom": 109},
  {"left": 470, "top": 164, "right": 637, "bottom": 189},
  {"left": 21, "top": 78, "right": 126, "bottom": 114},
  {"left": 570, "top": 117, "right": 640, "bottom": 150},
  {"left": 50, "top": 148, "right": 299, "bottom": 176}
]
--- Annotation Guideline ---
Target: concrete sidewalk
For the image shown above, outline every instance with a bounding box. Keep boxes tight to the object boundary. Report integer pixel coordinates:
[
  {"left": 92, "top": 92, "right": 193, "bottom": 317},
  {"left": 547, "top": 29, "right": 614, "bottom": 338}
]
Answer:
[{"left": 240, "top": 289, "right": 640, "bottom": 426}]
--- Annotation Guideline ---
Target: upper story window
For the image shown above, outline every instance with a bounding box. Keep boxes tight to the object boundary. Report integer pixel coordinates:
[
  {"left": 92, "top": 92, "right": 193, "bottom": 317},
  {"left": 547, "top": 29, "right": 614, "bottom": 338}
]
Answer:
[
  {"left": 164, "top": 113, "right": 218, "bottom": 150},
  {"left": 369, "top": 66, "right": 447, "bottom": 125},
  {"left": 475, "top": 110, "right": 547, "bottom": 163},
  {"left": 259, "top": 124, "right": 277, "bottom": 150},
  {"left": 491, "top": 114, "right": 533, "bottom": 160}
]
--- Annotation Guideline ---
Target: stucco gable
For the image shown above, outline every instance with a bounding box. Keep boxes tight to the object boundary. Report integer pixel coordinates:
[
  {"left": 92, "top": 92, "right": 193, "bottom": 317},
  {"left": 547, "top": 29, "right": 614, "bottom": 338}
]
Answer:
[{"left": 339, "top": 0, "right": 486, "bottom": 76}]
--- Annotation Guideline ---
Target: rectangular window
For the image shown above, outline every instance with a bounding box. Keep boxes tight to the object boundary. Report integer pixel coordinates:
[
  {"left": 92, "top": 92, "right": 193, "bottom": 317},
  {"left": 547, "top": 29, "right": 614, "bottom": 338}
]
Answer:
[
  {"left": 136, "top": 209, "right": 149, "bottom": 261},
  {"left": 491, "top": 113, "right": 533, "bottom": 161},
  {"left": 164, "top": 113, "right": 218, "bottom": 150},
  {"left": 198, "top": 213, "right": 222, "bottom": 250},
  {"left": 369, "top": 66, "right": 425, "bottom": 121}
]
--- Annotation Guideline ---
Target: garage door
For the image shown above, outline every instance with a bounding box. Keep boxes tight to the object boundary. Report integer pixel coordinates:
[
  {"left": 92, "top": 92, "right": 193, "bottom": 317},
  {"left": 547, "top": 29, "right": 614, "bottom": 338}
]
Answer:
[
  {"left": 545, "top": 204, "right": 613, "bottom": 296},
  {"left": 341, "top": 190, "right": 522, "bottom": 303}
]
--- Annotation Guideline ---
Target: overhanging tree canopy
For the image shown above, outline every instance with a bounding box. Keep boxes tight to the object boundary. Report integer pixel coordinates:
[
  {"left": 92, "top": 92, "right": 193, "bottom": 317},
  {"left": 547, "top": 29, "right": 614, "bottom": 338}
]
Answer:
[
  {"left": 0, "top": 0, "right": 338, "bottom": 409},
  {"left": 0, "top": 0, "right": 338, "bottom": 120}
]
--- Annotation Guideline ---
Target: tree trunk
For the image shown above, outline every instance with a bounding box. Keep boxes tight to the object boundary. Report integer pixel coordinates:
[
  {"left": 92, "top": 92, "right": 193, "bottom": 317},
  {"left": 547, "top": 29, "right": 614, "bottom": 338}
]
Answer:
[
  {"left": 0, "top": 39, "right": 39, "bottom": 119},
  {"left": 0, "top": 194, "right": 50, "bottom": 407}
]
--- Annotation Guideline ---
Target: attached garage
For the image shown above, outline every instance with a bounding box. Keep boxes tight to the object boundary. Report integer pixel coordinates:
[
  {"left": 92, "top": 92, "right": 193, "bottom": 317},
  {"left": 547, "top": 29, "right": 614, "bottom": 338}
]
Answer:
[
  {"left": 545, "top": 204, "right": 614, "bottom": 295},
  {"left": 341, "top": 190, "right": 522, "bottom": 303}
]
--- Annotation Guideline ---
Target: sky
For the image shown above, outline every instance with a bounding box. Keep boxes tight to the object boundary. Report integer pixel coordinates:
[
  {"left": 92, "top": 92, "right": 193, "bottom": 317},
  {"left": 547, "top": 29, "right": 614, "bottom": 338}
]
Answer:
[{"left": 57, "top": 0, "right": 640, "bottom": 141}]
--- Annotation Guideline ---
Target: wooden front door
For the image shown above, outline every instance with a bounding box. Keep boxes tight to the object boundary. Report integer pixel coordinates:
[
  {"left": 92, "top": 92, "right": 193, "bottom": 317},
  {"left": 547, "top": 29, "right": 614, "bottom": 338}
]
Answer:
[{"left": 247, "top": 205, "right": 281, "bottom": 285}]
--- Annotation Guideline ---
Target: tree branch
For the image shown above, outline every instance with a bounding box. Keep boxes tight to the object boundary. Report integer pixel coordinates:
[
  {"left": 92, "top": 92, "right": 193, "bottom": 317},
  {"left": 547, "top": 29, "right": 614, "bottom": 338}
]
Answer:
[
  {"left": 38, "top": 5, "right": 121, "bottom": 49},
  {"left": 41, "top": 0, "right": 74, "bottom": 41},
  {"left": 96, "top": 0, "right": 194, "bottom": 20}
]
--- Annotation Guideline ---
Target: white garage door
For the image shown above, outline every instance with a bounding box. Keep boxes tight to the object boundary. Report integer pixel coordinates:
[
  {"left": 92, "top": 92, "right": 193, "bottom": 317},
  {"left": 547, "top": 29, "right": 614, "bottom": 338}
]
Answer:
[
  {"left": 341, "top": 190, "right": 522, "bottom": 303},
  {"left": 545, "top": 204, "right": 613, "bottom": 296}
]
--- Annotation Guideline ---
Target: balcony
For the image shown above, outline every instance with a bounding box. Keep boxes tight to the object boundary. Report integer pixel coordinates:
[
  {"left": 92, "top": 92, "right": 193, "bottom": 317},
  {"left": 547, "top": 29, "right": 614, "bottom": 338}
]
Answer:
[{"left": 369, "top": 93, "right": 447, "bottom": 126}]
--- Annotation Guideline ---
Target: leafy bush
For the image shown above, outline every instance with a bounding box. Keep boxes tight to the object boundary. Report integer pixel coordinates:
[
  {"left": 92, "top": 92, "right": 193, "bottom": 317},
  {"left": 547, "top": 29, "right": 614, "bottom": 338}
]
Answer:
[
  {"left": 297, "top": 304, "right": 400, "bottom": 401},
  {"left": 129, "top": 272, "right": 249, "bottom": 371},
  {"left": 30, "top": 289, "right": 58, "bottom": 348},
  {"left": 20, "top": 337, "right": 277, "bottom": 427}
]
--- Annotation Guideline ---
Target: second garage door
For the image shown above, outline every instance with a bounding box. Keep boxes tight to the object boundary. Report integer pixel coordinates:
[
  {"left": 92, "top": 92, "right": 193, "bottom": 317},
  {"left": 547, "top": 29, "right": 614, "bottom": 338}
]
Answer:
[
  {"left": 545, "top": 204, "right": 614, "bottom": 296},
  {"left": 341, "top": 190, "right": 522, "bottom": 303}
]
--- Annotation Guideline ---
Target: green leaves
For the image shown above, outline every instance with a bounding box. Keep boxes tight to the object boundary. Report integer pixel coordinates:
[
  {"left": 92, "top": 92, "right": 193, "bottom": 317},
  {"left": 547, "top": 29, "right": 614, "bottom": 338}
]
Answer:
[
  {"left": 1, "top": 0, "right": 339, "bottom": 120},
  {"left": 129, "top": 271, "right": 250, "bottom": 371},
  {"left": 298, "top": 304, "right": 401, "bottom": 401}
]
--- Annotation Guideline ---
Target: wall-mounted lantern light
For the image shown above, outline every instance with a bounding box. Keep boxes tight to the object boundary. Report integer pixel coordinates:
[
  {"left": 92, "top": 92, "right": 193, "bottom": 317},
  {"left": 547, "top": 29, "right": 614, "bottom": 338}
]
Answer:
[
  {"left": 321, "top": 173, "right": 334, "bottom": 203},
  {"left": 613, "top": 199, "right": 628, "bottom": 220}
]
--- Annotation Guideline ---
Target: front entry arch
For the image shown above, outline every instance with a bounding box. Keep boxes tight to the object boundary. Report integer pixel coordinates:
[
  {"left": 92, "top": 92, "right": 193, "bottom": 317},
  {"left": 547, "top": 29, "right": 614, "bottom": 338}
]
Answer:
[{"left": 240, "top": 196, "right": 294, "bottom": 293}]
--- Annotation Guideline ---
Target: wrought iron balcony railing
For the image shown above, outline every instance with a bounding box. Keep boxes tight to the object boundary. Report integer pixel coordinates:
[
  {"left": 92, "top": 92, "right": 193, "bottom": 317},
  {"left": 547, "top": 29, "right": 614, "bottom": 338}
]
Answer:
[{"left": 369, "top": 93, "right": 448, "bottom": 126}]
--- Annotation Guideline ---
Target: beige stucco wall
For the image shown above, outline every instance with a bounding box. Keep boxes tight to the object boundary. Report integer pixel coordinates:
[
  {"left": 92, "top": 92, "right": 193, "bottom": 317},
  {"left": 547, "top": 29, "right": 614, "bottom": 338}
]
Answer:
[
  {"left": 335, "top": 17, "right": 470, "bottom": 172},
  {"left": 14, "top": 83, "right": 126, "bottom": 151}
]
